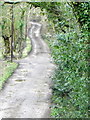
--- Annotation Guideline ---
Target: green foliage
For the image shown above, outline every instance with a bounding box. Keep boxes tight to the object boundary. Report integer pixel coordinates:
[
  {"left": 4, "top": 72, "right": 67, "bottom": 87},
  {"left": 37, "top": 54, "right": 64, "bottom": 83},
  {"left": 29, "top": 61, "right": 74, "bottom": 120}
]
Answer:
[
  {"left": 0, "top": 37, "right": 5, "bottom": 59},
  {"left": 0, "top": 2, "right": 31, "bottom": 59},
  {"left": 0, "top": 61, "right": 18, "bottom": 89},
  {"left": 40, "top": 2, "right": 89, "bottom": 118},
  {"left": 22, "top": 37, "right": 31, "bottom": 58},
  {"left": 50, "top": 32, "right": 88, "bottom": 118},
  {"left": 71, "top": 2, "right": 89, "bottom": 30}
]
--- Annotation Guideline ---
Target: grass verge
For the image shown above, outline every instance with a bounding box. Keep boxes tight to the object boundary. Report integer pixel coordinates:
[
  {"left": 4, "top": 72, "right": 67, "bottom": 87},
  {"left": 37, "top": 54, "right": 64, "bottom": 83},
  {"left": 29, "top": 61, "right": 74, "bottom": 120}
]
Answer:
[
  {"left": 0, "top": 61, "right": 18, "bottom": 90},
  {"left": 0, "top": 37, "right": 31, "bottom": 90}
]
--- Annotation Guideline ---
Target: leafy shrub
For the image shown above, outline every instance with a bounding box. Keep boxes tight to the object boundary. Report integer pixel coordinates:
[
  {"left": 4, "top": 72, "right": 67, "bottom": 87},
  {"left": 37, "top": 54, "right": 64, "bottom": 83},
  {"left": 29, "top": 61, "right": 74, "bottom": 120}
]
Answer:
[{"left": 50, "top": 32, "right": 88, "bottom": 118}]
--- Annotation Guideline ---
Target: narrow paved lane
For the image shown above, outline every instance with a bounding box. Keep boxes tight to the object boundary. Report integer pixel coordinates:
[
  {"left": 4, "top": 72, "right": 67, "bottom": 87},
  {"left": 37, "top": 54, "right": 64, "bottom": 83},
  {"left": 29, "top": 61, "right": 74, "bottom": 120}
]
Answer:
[{"left": 0, "top": 22, "right": 55, "bottom": 119}]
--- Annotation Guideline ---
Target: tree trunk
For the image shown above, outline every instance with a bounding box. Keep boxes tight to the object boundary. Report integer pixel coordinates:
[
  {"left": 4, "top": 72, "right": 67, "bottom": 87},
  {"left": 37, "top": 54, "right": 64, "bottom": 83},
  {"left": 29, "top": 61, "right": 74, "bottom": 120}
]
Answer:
[{"left": 10, "top": 4, "right": 14, "bottom": 62}]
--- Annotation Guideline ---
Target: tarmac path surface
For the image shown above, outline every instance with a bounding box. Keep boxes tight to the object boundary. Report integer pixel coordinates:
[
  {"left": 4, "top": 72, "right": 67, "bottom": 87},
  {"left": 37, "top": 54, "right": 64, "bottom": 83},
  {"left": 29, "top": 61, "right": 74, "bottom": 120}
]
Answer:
[{"left": 0, "top": 22, "right": 55, "bottom": 119}]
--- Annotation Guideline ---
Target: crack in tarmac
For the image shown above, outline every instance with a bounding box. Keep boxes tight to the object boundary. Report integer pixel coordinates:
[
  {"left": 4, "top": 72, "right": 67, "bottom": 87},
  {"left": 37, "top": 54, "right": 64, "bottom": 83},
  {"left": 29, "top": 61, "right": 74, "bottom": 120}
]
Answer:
[{"left": 0, "top": 22, "right": 55, "bottom": 119}]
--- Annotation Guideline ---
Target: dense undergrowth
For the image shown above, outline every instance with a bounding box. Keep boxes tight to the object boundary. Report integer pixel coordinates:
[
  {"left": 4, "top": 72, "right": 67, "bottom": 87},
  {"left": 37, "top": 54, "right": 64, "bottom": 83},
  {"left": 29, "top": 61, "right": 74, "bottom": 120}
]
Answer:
[
  {"left": 42, "top": 2, "right": 89, "bottom": 118},
  {"left": 39, "top": 1, "right": 89, "bottom": 118},
  {"left": 49, "top": 32, "right": 88, "bottom": 118}
]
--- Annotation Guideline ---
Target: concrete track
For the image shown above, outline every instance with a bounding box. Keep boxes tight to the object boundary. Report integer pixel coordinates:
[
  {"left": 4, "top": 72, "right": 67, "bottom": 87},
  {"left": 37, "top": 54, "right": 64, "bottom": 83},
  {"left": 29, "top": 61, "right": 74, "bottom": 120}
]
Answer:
[{"left": 0, "top": 22, "right": 55, "bottom": 119}]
